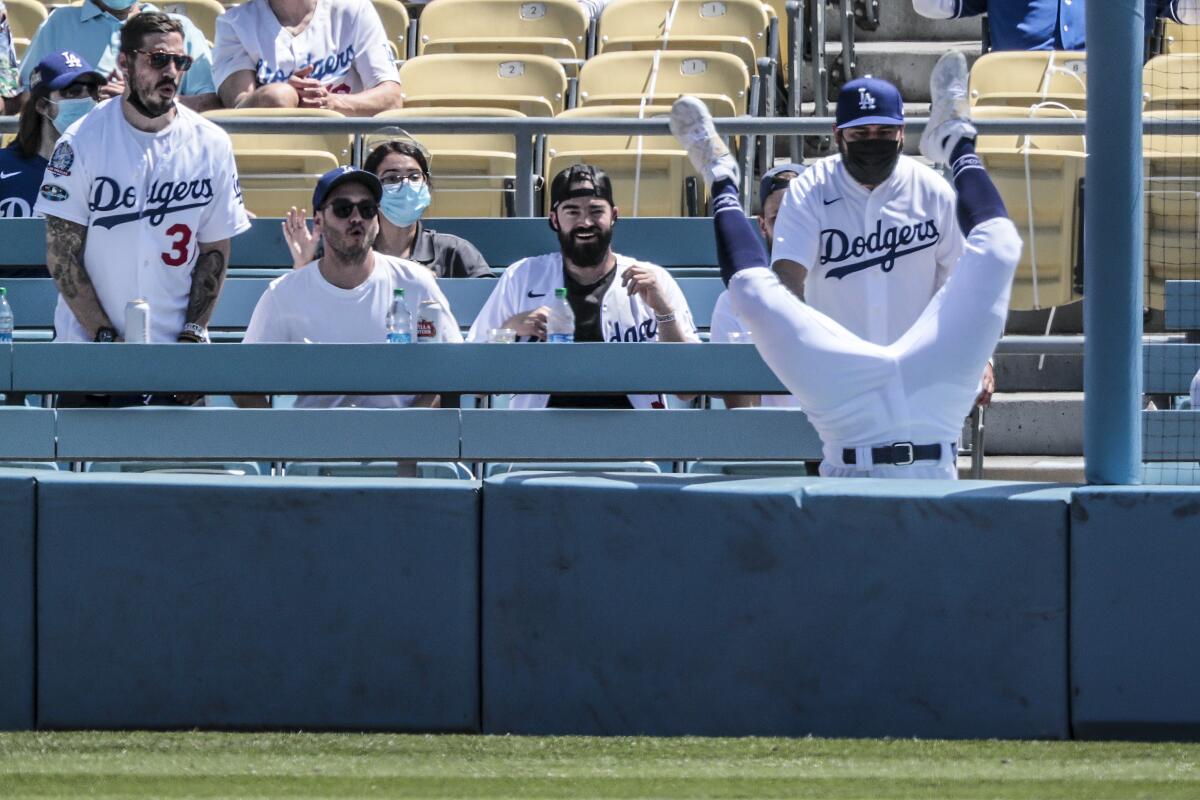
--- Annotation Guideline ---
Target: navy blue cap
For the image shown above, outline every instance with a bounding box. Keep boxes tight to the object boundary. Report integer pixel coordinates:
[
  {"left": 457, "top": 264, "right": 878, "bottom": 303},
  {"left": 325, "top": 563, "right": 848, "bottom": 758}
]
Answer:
[
  {"left": 835, "top": 76, "right": 905, "bottom": 129},
  {"left": 312, "top": 166, "right": 383, "bottom": 210},
  {"left": 758, "top": 162, "right": 804, "bottom": 208},
  {"left": 28, "top": 51, "right": 103, "bottom": 95}
]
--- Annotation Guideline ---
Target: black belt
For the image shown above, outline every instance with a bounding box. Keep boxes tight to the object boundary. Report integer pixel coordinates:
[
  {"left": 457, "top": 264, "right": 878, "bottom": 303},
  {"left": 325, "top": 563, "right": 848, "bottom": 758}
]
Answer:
[{"left": 842, "top": 442, "right": 943, "bottom": 467}]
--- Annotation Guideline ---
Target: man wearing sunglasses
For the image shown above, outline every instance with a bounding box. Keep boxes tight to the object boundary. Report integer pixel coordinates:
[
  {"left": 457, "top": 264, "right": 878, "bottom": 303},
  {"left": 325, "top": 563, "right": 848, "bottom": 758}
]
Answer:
[
  {"left": 17, "top": 0, "right": 217, "bottom": 112},
  {"left": 36, "top": 13, "right": 250, "bottom": 407},
  {"left": 237, "top": 166, "right": 462, "bottom": 410}
]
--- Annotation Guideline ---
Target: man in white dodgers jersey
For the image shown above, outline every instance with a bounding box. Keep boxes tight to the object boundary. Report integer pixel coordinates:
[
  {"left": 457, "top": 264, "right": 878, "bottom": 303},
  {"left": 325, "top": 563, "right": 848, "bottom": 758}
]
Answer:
[
  {"left": 36, "top": 13, "right": 250, "bottom": 403},
  {"left": 214, "top": 0, "right": 401, "bottom": 115},
  {"left": 709, "top": 162, "right": 805, "bottom": 409},
  {"left": 237, "top": 166, "right": 462, "bottom": 410},
  {"left": 467, "top": 164, "right": 700, "bottom": 410},
  {"left": 669, "top": 52, "right": 1021, "bottom": 479},
  {"left": 771, "top": 75, "right": 995, "bottom": 406}
]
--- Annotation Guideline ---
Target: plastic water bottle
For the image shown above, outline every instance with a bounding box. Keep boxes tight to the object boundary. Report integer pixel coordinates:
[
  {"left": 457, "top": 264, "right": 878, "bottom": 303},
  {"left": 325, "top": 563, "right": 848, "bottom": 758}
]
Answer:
[
  {"left": 0, "top": 288, "right": 13, "bottom": 344},
  {"left": 546, "top": 287, "right": 574, "bottom": 343},
  {"left": 386, "top": 288, "right": 412, "bottom": 343}
]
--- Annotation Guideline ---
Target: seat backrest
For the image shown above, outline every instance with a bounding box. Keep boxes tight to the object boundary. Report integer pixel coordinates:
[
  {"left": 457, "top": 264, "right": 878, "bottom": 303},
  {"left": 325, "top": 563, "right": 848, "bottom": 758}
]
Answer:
[
  {"left": 204, "top": 108, "right": 352, "bottom": 161},
  {"left": 969, "top": 50, "right": 1087, "bottom": 110},
  {"left": 160, "top": 0, "right": 225, "bottom": 43},
  {"left": 370, "top": 0, "right": 410, "bottom": 60},
  {"left": 4, "top": 0, "right": 47, "bottom": 40},
  {"left": 972, "top": 105, "right": 1086, "bottom": 154},
  {"left": 398, "top": 53, "right": 568, "bottom": 116},
  {"left": 1164, "top": 20, "right": 1200, "bottom": 54},
  {"left": 1144, "top": 54, "right": 1200, "bottom": 111},
  {"left": 597, "top": 0, "right": 769, "bottom": 64},
  {"left": 577, "top": 50, "right": 750, "bottom": 116},
  {"left": 417, "top": 0, "right": 588, "bottom": 61}
]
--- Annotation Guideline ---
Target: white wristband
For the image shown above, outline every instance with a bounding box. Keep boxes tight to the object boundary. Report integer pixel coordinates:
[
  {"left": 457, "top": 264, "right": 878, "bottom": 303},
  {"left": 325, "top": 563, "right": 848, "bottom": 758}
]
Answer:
[{"left": 654, "top": 311, "right": 676, "bottom": 323}]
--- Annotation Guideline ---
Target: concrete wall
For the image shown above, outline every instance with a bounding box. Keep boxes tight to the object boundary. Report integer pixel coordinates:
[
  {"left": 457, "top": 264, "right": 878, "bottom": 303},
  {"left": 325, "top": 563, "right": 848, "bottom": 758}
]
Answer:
[
  {"left": 0, "top": 473, "right": 36, "bottom": 730},
  {"left": 482, "top": 474, "right": 1072, "bottom": 738},
  {"left": 35, "top": 473, "right": 480, "bottom": 731}
]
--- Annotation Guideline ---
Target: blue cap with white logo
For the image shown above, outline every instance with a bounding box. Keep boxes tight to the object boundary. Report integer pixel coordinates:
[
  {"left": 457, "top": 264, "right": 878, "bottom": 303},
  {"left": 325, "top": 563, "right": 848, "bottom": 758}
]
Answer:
[
  {"left": 28, "top": 51, "right": 103, "bottom": 96},
  {"left": 835, "top": 76, "right": 905, "bottom": 129},
  {"left": 312, "top": 166, "right": 383, "bottom": 210}
]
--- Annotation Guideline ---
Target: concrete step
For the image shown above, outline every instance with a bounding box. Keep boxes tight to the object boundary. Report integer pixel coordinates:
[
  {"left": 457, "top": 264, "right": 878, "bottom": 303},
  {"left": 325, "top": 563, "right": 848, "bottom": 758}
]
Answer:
[
  {"left": 995, "top": 355, "right": 1084, "bottom": 393},
  {"left": 981, "top": 392, "right": 1084, "bottom": 456},
  {"left": 827, "top": 0, "right": 984, "bottom": 43},
  {"left": 956, "top": 455, "right": 1084, "bottom": 483},
  {"left": 825, "top": 40, "right": 982, "bottom": 103}
]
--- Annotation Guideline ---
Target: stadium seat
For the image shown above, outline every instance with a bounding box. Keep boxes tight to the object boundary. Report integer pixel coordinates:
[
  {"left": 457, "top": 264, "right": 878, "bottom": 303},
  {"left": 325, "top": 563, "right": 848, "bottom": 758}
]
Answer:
[
  {"left": 371, "top": 0, "right": 410, "bottom": 61},
  {"left": 4, "top": 0, "right": 46, "bottom": 42},
  {"left": 1163, "top": 20, "right": 1200, "bottom": 54},
  {"left": 416, "top": 0, "right": 588, "bottom": 74},
  {"left": 968, "top": 50, "right": 1087, "bottom": 111},
  {"left": 160, "top": 0, "right": 224, "bottom": 44},
  {"left": 974, "top": 106, "right": 1086, "bottom": 310},
  {"left": 484, "top": 461, "right": 662, "bottom": 476},
  {"left": 87, "top": 461, "right": 263, "bottom": 476},
  {"left": 596, "top": 0, "right": 772, "bottom": 75},
  {"left": 577, "top": 50, "right": 751, "bottom": 117},
  {"left": 372, "top": 107, "right": 525, "bottom": 217},
  {"left": 545, "top": 105, "right": 705, "bottom": 216},
  {"left": 1145, "top": 148, "right": 1200, "bottom": 311},
  {"left": 397, "top": 53, "right": 568, "bottom": 116},
  {"left": 1143, "top": 54, "right": 1200, "bottom": 111},
  {"left": 12, "top": 37, "right": 28, "bottom": 62},
  {"left": 284, "top": 461, "right": 473, "bottom": 478},
  {"left": 203, "top": 108, "right": 352, "bottom": 217}
]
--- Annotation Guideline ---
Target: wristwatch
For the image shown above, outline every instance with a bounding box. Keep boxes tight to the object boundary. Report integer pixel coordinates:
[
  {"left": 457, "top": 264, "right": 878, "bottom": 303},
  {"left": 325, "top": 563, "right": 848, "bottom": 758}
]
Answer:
[
  {"left": 178, "top": 323, "right": 209, "bottom": 343},
  {"left": 93, "top": 327, "right": 116, "bottom": 343}
]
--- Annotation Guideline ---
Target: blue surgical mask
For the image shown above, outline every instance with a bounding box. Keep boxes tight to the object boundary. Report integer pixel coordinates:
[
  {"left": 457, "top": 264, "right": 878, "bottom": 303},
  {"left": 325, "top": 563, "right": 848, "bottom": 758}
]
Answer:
[
  {"left": 49, "top": 97, "right": 97, "bottom": 134},
  {"left": 380, "top": 181, "right": 431, "bottom": 227}
]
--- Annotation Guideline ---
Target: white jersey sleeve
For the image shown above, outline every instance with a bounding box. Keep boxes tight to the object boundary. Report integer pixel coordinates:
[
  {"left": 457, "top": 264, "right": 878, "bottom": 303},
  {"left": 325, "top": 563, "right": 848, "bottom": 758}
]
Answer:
[
  {"left": 212, "top": 13, "right": 257, "bottom": 91},
  {"left": 708, "top": 290, "right": 745, "bottom": 343},
  {"left": 197, "top": 133, "right": 252, "bottom": 243},
  {"left": 770, "top": 170, "right": 822, "bottom": 270},
  {"left": 350, "top": 0, "right": 400, "bottom": 88},
  {"left": 33, "top": 137, "right": 90, "bottom": 225},
  {"left": 467, "top": 260, "right": 524, "bottom": 341}
]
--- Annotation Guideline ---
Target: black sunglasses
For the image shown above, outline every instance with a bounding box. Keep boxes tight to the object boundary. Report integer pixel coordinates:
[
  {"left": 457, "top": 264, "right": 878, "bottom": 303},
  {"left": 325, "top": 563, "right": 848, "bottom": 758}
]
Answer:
[
  {"left": 323, "top": 199, "right": 379, "bottom": 220},
  {"left": 134, "top": 50, "right": 194, "bottom": 72}
]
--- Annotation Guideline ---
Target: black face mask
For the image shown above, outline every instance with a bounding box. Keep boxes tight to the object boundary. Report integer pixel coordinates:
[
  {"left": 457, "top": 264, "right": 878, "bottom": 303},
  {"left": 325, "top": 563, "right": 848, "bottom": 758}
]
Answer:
[{"left": 840, "top": 137, "right": 902, "bottom": 186}]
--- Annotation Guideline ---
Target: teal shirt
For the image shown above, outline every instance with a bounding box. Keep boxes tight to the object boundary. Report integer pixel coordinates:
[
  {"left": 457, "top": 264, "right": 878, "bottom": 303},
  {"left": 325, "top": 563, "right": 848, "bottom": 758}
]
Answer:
[{"left": 18, "top": 1, "right": 215, "bottom": 95}]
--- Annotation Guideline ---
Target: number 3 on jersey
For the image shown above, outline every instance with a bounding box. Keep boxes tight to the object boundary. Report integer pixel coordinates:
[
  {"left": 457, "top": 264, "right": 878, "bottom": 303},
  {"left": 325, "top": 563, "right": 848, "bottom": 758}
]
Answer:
[{"left": 161, "top": 223, "right": 193, "bottom": 267}]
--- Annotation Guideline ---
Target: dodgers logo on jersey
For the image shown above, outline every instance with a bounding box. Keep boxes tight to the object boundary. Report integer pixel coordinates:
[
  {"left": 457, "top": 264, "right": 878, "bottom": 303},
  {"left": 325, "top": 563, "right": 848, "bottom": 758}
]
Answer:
[
  {"left": 88, "top": 176, "right": 214, "bottom": 229},
  {"left": 255, "top": 45, "right": 357, "bottom": 86},
  {"left": 47, "top": 142, "right": 73, "bottom": 177},
  {"left": 821, "top": 219, "right": 941, "bottom": 280}
]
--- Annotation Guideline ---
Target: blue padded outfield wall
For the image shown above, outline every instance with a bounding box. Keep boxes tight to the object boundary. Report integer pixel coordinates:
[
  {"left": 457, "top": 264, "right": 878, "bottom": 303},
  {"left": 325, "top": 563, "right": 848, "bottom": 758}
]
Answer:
[{"left": 2, "top": 470, "right": 1200, "bottom": 738}]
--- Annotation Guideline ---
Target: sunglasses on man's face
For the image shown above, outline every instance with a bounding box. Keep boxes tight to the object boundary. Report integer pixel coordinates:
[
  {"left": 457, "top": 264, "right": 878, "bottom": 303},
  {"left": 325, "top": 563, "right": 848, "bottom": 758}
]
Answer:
[
  {"left": 134, "top": 50, "right": 194, "bottom": 72},
  {"left": 323, "top": 199, "right": 379, "bottom": 220}
]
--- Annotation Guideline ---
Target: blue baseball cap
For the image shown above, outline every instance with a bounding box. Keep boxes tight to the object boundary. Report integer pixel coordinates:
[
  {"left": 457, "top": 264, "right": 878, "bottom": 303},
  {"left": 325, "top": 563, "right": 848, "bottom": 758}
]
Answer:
[
  {"left": 28, "top": 51, "right": 103, "bottom": 96},
  {"left": 835, "top": 76, "right": 905, "bottom": 129},
  {"left": 759, "top": 162, "right": 804, "bottom": 208},
  {"left": 312, "top": 166, "right": 382, "bottom": 210}
]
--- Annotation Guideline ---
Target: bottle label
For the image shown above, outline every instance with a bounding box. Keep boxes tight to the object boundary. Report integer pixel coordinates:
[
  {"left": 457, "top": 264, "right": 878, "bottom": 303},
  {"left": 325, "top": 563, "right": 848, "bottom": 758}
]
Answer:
[
  {"left": 417, "top": 318, "right": 436, "bottom": 341},
  {"left": 548, "top": 333, "right": 574, "bottom": 343},
  {"left": 386, "top": 332, "right": 412, "bottom": 344}
]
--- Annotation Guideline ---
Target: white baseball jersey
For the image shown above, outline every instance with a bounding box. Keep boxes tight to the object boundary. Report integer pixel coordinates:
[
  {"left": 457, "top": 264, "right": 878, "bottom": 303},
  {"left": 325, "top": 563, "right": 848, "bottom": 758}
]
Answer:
[
  {"left": 243, "top": 252, "right": 462, "bottom": 409},
  {"left": 731, "top": 216, "right": 1021, "bottom": 479},
  {"left": 709, "top": 289, "right": 800, "bottom": 408},
  {"left": 34, "top": 98, "right": 251, "bottom": 343},
  {"left": 771, "top": 154, "right": 964, "bottom": 345},
  {"left": 213, "top": 0, "right": 400, "bottom": 95},
  {"left": 467, "top": 251, "right": 700, "bottom": 409}
]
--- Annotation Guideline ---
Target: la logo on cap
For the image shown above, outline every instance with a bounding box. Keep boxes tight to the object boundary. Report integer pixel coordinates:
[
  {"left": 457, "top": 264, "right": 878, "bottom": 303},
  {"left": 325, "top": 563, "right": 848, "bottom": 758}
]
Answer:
[
  {"left": 858, "top": 87, "right": 876, "bottom": 110},
  {"left": 61, "top": 51, "right": 83, "bottom": 69}
]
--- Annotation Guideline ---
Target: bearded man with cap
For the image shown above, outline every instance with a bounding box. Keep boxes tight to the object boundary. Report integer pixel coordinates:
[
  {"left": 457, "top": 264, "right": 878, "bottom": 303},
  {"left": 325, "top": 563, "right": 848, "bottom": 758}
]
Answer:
[
  {"left": 771, "top": 76, "right": 994, "bottom": 406},
  {"left": 468, "top": 163, "right": 700, "bottom": 410}
]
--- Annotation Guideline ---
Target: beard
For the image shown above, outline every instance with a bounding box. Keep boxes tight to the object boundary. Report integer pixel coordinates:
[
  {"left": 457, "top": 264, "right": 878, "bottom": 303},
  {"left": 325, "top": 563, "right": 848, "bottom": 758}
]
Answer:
[
  {"left": 129, "top": 76, "right": 179, "bottom": 119},
  {"left": 557, "top": 224, "right": 613, "bottom": 268},
  {"left": 325, "top": 224, "right": 376, "bottom": 264}
]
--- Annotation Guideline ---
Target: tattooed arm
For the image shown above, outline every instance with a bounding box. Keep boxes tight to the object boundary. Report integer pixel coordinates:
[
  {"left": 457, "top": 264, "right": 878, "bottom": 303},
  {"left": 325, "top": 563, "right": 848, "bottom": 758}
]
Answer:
[
  {"left": 186, "top": 239, "right": 230, "bottom": 330},
  {"left": 45, "top": 215, "right": 115, "bottom": 338}
]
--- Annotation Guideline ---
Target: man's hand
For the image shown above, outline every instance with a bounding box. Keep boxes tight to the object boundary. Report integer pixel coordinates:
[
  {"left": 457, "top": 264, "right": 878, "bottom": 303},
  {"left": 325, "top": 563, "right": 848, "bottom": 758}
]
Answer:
[
  {"left": 100, "top": 71, "right": 125, "bottom": 100},
  {"left": 282, "top": 207, "right": 318, "bottom": 269},
  {"left": 975, "top": 361, "right": 995, "bottom": 407},
  {"left": 621, "top": 264, "right": 672, "bottom": 315},
  {"left": 288, "top": 65, "right": 329, "bottom": 108},
  {"left": 503, "top": 307, "right": 550, "bottom": 340}
]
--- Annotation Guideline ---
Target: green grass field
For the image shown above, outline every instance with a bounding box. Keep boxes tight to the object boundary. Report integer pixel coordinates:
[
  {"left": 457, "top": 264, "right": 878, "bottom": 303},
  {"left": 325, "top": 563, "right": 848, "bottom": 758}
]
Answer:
[{"left": 3, "top": 732, "right": 1200, "bottom": 799}]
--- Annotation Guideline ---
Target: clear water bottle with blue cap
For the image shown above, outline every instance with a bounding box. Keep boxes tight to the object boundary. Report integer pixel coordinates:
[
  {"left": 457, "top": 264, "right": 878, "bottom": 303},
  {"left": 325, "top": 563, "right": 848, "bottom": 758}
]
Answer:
[
  {"left": 0, "top": 288, "right": 13, "bottom": 344},
  {"left": 546, "top": 288, "right": 574, "bottom": 343},
  {"left": 386, "top": 288, "right": 412, "bottom": 343}
]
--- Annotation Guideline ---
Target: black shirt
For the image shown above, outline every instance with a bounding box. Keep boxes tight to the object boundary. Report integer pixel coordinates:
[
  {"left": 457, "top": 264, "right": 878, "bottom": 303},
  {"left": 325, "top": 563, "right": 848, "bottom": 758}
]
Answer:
[
  {"left": 546, "top": 264, "right": 633, "bottom": 409},
  {"left": 408, "top": 220, "right": 495, "bottom": 279}
]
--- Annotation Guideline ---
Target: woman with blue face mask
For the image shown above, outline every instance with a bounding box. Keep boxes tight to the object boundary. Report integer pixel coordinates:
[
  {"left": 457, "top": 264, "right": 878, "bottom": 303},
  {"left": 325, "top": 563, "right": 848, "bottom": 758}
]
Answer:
[
  {"left": 283, "top": 137, "right": 495, "bottom": 278},
  {"left": 0, "top": 50, "right": 101, "bottom": 221}
]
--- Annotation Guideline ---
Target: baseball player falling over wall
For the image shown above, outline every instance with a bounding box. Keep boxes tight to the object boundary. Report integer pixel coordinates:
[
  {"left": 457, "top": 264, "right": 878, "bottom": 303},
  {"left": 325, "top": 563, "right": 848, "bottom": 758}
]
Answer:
[{"left": 668, "top": 52, "right": 1022, "bottom": 480}]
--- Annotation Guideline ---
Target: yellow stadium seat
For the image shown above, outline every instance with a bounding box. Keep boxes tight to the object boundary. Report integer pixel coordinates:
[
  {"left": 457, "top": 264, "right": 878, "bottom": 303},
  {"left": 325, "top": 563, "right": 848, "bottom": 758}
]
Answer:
[
  {"left": 4, "top": 0, "right": 46, "bottom": 41},
  {"left": 1143, "top": 54, "right": 1200, "bottom": 111},
  {"left": 596, "top": 0, "right": 770, "bottom": 74},
  {"left": 417, "top": 0, "right": 588, "bottom": 72},
  {"left": 1163, "top": 20, "right": 1200, "bottom": 54},
  {"left": 969, "top": 50, "right": 1087, "bottom": 111},
  {"left": 545, "top": 105, "right": 710, "bottom": 217},
  {"left": 974, "top": 107, "right": 1086, "bottom": 310},
  {"left": 1145, "top": 150, "right": 1200, "bottom": 310},
  {"left": 203, "top": 108, "right": 352, "bottom": 217},
  {"left": 160, "top": 0, "right": 224, "bottom": 44},
  {"left": 577, "top": 50, "right": 750, "bottom": 117},
  {"left": 12, "top": 37, "right": 29, "bottom": 61},
  {"left": 398, "top": 53, "right": 568, "bottom": 116},
  {"left": 372, "top": 107, "right": 524, "bottom": 217},
  {"left": 371, "top": 0, "right": 410, "bottom": 61}
]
